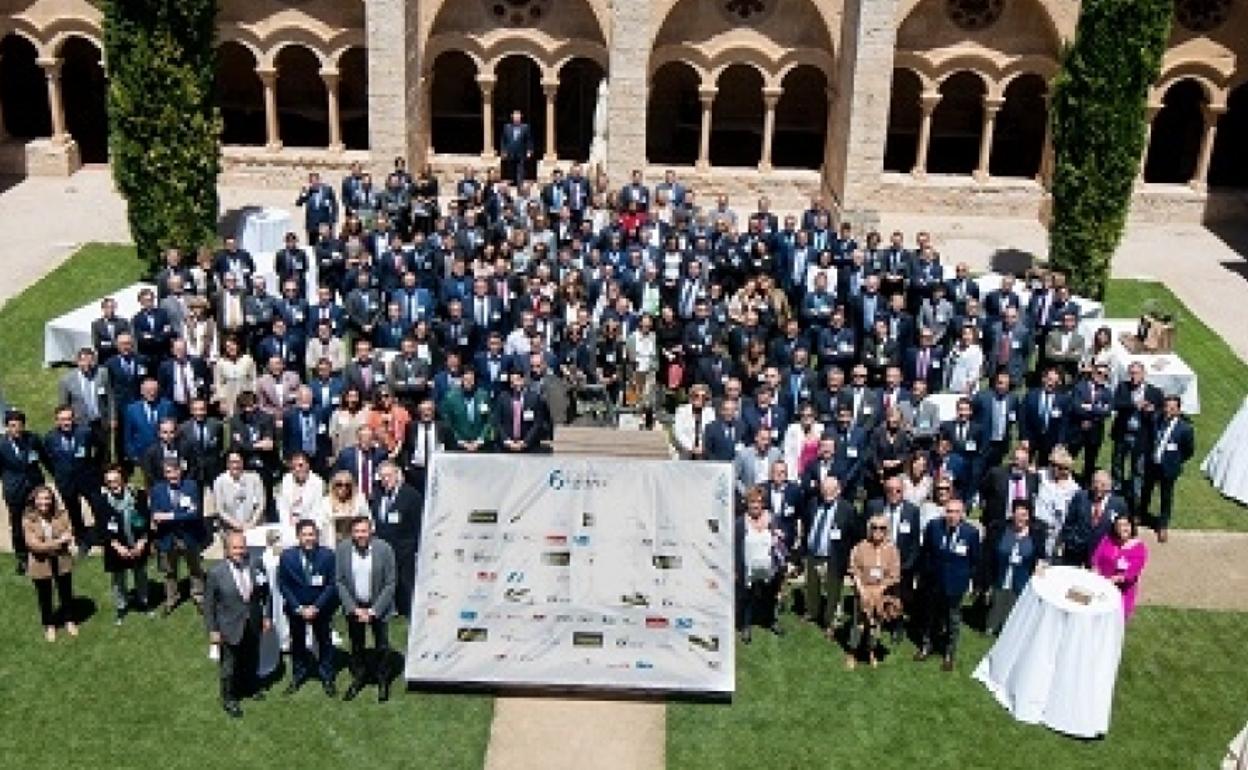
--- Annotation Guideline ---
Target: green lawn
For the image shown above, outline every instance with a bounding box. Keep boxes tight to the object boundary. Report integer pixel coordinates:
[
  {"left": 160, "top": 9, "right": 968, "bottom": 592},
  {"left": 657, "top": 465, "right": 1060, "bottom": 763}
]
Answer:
[
  {"left": 0, "top": 559, "right": 494, "bottom": 769},
  {"left": 668, "top": 607, "right": 1248, "bottom": 770}
]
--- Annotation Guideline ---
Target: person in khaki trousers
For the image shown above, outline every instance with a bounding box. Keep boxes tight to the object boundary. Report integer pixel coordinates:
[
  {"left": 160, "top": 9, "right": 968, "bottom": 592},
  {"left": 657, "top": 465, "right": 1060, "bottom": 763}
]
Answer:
[{"left": 22, "top": 485, "right": 79, "bottom": 641}]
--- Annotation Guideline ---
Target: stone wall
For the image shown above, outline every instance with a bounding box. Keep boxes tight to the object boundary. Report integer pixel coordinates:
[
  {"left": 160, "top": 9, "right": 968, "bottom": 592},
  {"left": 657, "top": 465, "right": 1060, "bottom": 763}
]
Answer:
[{"left": 605, "top": 0, "right": 650, "bottom": 192}]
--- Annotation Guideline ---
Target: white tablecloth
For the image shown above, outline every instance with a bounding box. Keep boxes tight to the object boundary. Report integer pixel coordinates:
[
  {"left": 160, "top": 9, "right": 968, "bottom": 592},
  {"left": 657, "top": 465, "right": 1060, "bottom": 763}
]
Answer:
[
  {"left": 244, "top": 524, "right": 333, "bottom": 676},
  {"left": 975, "top": 273, "right": 1104, "bottom": 320},
  {"left": 1079, "top": 318, "right": 1200, "bottom": 414},
  {"left": 237, "top": 207, "right": 294, "bottom": 258},
  {"left": 930, "top": 392, "right": 962, "bottom": 422},
  {"left": 973, "top": 565, "right": 1124, "bottom": 738},
  {"left": 43, "top": 282, "right": 155, "bottom": 366},
  {"left": 1202, "top": 396, "right": 1248, "bottom": 504}
]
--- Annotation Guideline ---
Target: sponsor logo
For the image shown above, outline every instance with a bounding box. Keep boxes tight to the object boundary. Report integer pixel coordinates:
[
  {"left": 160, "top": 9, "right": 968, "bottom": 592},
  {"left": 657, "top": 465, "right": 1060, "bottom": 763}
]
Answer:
[
  {"left": 582, "top": 512, "right": 595, "bottom": 527},
  {"left": 614, "top": 637, "right": 643, "bottom": 649},
  {"left": 456, "top": 627, "right": 488, "bottom": 642},
  {"left": 689, "top": 635, "right": 720, "bottom": 652},
  {"left": 652, "top": 555, "right": 682, "bottom": 569},
  {"left": 503, "top": 587, "right": 531, "bottom": 602},
  {"left": 674, "top": 617, "right": 694, "bottom": 630},
  {"left": 546, "top": 594, "right": 571, "bottom": 604},
  {"left": 532, "top": 613, "right": 548, "bottom": 621},
  {"left": 548, "top": 469, "right": 609, "bottom": 491},
  {"left": 572, "top": 535, "right": 591, "bottom": 546},
  {"left": 542, "top": 551, "right": 571, "bottom": 566},
  {"left": 634, "top": 660, "right": 654, "bottom": 670},
  {"left": 707, "top": 519, "right": 720, "bottom": 534},
  {"left": 554, "top": 614, "right": 573, "bottom": 622},
  {"left": 645, "top": 616, "right": 669, "bottom": 629},
  {"left": 459, "top": 610, "right": 478, "bottom": 621},
  {"left": 505, "top": 571, "right": 525, "bottom": 583},
  {"left": 572, "top": 631, "right": 604, "bottom": 648},
  {"left": 620, "top": 593, "right": 650, "bottom": 607},
  {"left": 545, "top": 534, "right": 568, "bottom": 545},
  {"left": 467, "top": 509, "right": 499, "bottom": 524},
  {"left": 476, "top": 570, "right": 498, "bottom": 582}
]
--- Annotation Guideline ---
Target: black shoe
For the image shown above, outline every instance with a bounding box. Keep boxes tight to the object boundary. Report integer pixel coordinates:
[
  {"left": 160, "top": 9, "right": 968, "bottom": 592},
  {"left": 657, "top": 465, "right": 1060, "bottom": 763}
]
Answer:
[
  {"left": 76, "top": 543, "right": 90, "bottom": 559},
  {"left": 769, "top": 624, "right": 784, "bottom": 637},
  {"left": 15, "top": 559, "right": 26, "bottom": 576},
  {"left": 343, "top": 681, "right": 364, "bottom": 702},
  {"left": 223, "top": 700, "right": 243, "bottom": 718},
  {"left": 941, "top": 656, "right": 955, "bottom": 672},
  {"left": 378, "top": 680, "right": 391, "bottom": 703},
  {"left": 251, "top": 689, "right": 266, "bottom": 702},
  {"left": 323, "top": 680, "right": 337, "bottom": 698},
  {"left": 283, "top": 678, "right": 306, "bottom": 696},
  {"left": 913, "top": 647, "right": 930, "bottom": 662},
  {"left": 891, "top": 629, "right": 904, "bottom": 645},
  {"left": 740, "top": 628, "right": 752, "bottom": 644}
]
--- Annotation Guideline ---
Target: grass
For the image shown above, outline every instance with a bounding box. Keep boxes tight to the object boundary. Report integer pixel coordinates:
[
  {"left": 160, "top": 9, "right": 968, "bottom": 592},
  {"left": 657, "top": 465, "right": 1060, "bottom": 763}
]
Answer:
[
  {"left": 0, "top": 559, "right": 494, "bottom": 769},
  {"left": 1100, "top": 280, "right": 1248, "bottom": 530},
  {"left": 668, "top": 606, "right": 1248, "bottom": 770}
]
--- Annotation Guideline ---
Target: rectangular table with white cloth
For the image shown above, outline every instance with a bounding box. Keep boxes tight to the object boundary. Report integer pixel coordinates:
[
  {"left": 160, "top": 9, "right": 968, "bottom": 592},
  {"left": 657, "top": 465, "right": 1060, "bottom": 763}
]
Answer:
[
  {"left": 1078, "top": 318, "right": 1200, "bottom": 414},
  {"left": 1201, "top": 396, "right": 1248, "bottom": 505},
  {"left": 237, "top": 207, "right": 294, "bottom": 258},
  {"left": 974, "top": 273, "right": 1104, "bottom": 320},
  {"left": 973, "top": 565, "right": 1124, "bottom": 738},
  {"left": 43, "top": 282, "right": 156, "bottom": 366}
]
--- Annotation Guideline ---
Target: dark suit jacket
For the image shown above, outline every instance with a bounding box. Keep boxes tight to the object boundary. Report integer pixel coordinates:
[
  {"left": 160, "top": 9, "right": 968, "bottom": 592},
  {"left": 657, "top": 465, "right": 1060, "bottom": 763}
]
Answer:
[
  {"left": 157, "top": 357, "right": 210, "bottom": 405},
  {"left": 149, "top": 480, "right": 207, "bottom": 552},
  {"left": 177, "top": 418, "right": 225, "bottom": 483},
  {"left": 370, "top": 482, "right": 422, "bottom": 549},
  {"left": 804, "top": 497, "right": 860, "bottom": 574},
  {"left": 979, "top": 465, "right": 1040, "bottom": 527},
  {"left": 104, "top": 353, "right": 151, "bottom": 408},
  {"left": 1110, "top": 382, "right": 1165, "bottom": 440},
  {"left": 921, "top": 519, "right": 981, "bottom": 597},
  {"left": 1020, "top": 389, "right": 1071, "bottom": 449},
  {"left": 203, "top": 558, "right": 270, "bottom": 646},
  {"left": 493, "top": 388, "right": 546, "bottom": 451},
  {"left": 335, "top": 538, "right": 397, "bottom": 620},
  {"left": 282, "top": 407, "right": 331, "bottom": 463},
  {"left": 277, "top": 545, "right": 339, "bottom": 614},
  {"left": 1058, "top": 490, "right": 1126, "bottom": 565},
  {"left": 864, "top": 498, "right": 922, "bottom": 572},
  {"left": 0, "top": 431, "right": 44, "bottom": 507},
  {"left": 91, "top": 316, "right": 133, "bottom": 361},
  {"left": 123, "top": 398, "right": 176, "bottom": 462},
  {"left": 1144, "top": 416, "right": 1195, "bottom": 479},
  {"left": 499, "top": 122, "right": 533, "bottom": 160},
  {"left": 702, "top": 419, "right": 746, "bottom": 463},
  {"left": 980, "top": 519, "right": 1049, "bottom": 591}
]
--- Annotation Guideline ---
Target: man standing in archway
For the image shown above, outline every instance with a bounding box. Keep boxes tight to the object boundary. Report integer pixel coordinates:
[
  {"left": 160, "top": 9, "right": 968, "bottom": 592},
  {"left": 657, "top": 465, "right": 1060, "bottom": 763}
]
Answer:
[{"left": 500, "top": 110, "right": 533, "bottom": 186}]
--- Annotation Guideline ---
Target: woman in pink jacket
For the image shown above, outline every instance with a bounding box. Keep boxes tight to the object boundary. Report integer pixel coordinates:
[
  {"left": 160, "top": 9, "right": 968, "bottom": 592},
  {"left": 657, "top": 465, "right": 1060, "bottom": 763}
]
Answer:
[{"left": 1091, "top": 514, "right": 1149, "bottom": 619}]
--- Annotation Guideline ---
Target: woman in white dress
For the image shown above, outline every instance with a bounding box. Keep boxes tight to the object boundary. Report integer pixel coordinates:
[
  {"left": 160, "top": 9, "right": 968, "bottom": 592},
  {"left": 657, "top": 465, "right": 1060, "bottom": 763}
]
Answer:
[
  {"left": 781, "top": 403, "right": 823, "bottom": 480},
  {"left": 901, "top": 452, "right": 934, "bottom": 508},
  {"left": 212, "top": 335, "right": 256, "bottom": 418},
  {"left": 1033, "top": 446, "right": 1082, "bottom": 555},
  {"left": 944, "top": 324, "right": 984, "bottom": 395},
  {"left": 275, "top": 453, "right": 327, "bottom": 544},
  {"left": 314, "top": 470, "right": 371, "bottom": 546},
  {"left": 625, "top": 313, "right": 658, "bottom": 411}
]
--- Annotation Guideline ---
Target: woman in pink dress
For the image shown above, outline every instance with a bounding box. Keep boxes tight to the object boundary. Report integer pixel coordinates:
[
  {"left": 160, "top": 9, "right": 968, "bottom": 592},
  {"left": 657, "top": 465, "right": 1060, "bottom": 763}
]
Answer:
[{"left": 1091, "top": 514, "right": 1149, "bottom": 619}]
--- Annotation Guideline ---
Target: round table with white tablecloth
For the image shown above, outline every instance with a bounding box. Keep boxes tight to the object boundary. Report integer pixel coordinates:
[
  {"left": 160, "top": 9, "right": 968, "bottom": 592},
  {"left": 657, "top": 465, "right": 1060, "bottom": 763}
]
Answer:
[
  {"left": 972, "top": 565, "right": 1124, "bottom": 738},
  {"left": 1202, "top": 396, "right": 1248, "bottom": 505},
  {"left": 237, "top": 207, "right": 293, "bottom": 258}
]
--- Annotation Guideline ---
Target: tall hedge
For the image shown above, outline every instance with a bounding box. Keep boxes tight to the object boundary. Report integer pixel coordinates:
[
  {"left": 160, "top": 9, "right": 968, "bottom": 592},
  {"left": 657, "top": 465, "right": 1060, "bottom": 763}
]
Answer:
[
  {"left": 1048, "top": 0, "right": 1172, "bottom": 300},
  {"left": 105, "top": 0, "right": 221, "bottom": 272}
]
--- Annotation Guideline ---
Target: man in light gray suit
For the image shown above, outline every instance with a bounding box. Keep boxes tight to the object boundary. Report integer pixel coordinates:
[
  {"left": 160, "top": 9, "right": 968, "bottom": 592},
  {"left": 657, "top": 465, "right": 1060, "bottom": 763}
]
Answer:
[
  {"left": 336, "top": 514, "right": 398, "bottom": 702},
  {"left": 900, "top": 379, "right": 942, "bottom": 447},
  {"left": 58, "top": 346, "right": 115, "bottom": 459},
  {"left": 203, "top": 531, "right": 271, "bottom": 718},
  {"left": 733, "top": 428, "right": 783, "bottom": 499}
]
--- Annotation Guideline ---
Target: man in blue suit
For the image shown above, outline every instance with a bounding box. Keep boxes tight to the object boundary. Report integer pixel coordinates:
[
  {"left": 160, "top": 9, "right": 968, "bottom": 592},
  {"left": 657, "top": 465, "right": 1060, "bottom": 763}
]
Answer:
[
  {"left": 334, "top": 425, "right": 388, "bottom": 500},
  {"left": 971, "top": 370, "right": 1021, "bottom": 473},
  {"left": 1020, "top": 367, "right": 1070, "bottom": 467},
  {"left": 2, "top": 409, "right": 43, "bottom": 572},
  {"left": 703, "top": 399, "right": 746, "bottom": 463},
  {"left": 295, "top": 172, "right": 338, "bottom": 246},
  {"left": 499, "top": 110, "right": 533, "bottom": 185},
  {"left": 741, "top": 386, "right": 789, "bottom": 447},
  {"left": 916, "top": 497, "right": 980, "bottom": 671},
  {"left": 282, "top": 386, "right": 331, "bottom": 474},
  {"left": 939, "top": 398, "right": 987, "bottom": 502},
  {"left": 278, "top": 519, "right": 339, "bottom": 695},
  {"left": 43, "top": 405, "right": 108, "bottom": 555},
  {"left": 1140, "top": 396, "right": 1195, "bottom": 542},
  {"left": 123, "top": 379, "right": 175, "bottom": 467},
  {"left": 985, "top": 306, "right": 1031, "bottom": 387},
  {"left": 761, "top": 459, "right": 804, "bottom": 555},
  {"left": 149, "top": 458, "right": 207, "bottom": 614}
]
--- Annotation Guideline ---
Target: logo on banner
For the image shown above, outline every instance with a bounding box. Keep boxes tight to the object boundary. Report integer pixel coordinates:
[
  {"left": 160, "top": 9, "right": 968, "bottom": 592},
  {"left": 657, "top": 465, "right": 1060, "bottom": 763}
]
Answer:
[
  {"left": 456, "top": 627, "right": 489, "bottom": 642},
  {"left": 644, "top": 616, "right": 669, "bottom": 629},
  {"left": 467, "top": 509, "right": 499, "bottom": 524},
  {"left": 572, "top": 631, "right": 605, "bottom": 648},
  {"left": 548, "top": 468, "right": 609, "bottom": 491}
]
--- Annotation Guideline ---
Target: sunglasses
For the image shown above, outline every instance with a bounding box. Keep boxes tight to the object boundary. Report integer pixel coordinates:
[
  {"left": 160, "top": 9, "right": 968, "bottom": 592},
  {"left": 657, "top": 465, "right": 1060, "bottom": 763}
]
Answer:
[
  {"left": 333, "top": 482, "right": 351, "bottom": 489},
  {"left": 870, "top": 525, "right": 887, "bottom": 531}
]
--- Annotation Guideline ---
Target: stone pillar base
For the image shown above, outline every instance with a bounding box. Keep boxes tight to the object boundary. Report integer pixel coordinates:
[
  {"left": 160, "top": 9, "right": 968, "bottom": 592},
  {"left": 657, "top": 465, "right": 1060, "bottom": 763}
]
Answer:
[{"left": 25, "top": 138, "right": 81, "bottom": 177}]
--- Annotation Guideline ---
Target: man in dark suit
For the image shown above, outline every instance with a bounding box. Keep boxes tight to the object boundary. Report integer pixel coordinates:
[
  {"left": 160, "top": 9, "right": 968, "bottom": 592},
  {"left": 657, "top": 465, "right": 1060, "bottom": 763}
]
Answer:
[
  {"left": 494, "top": 371, "right": 546, "bottom": 453},
  {"left": 140, "top": 418, "right": 187, "bottom": 491},
  {"left": 803, "top": 476, "right": 859, "bottom": 631},
  {"left": 132, "top": 287, "right": 174, "bottom": 363},
  {"left": 1110, "top": 361, "right": 1164, "bottom": 512},
  {"left": 228, "top": 391, "right": 280, "bottom": 491},
  {"left": 157, "top": 339, "right": 210, "bottom": 420},
  {"left": 916, "top": 497, "right": 980, "bottom": 671},
  {"left": 1068, "top": 364, "right": 1114, "bottom": 483},
  {"left": 123, "top": 379, "right": 175, "bottom": 469},
  {"left": 2, "top": 409, "right": 43, "bottom": 573},
  {"left": 865, "top": 477, "right": 922, "bottom": 641},
  {"left": 213, "top": 237, "right": 257, "bottom": 294},
  {"left": 179, "top": 398, "right": 225, "bottom": 494},
  {"left": 702, "top": 398, "right": 746, "bottom": 463},
  {"left": 370, "top": 461, "right": 422, "bottom": 616},
  {"left": 335, "top": 425, "right": 388, "bottom": 500},
  {"left": 1020, "top": 367, "right": 1070, "bottom": 468},
  {"left": 499, "top": 110, "right": 533, "bottom": 185},
  {"left": 43, "top": 405, "right": 108, "bottom": 555},
  {"left": 943, "top": 262, "right": 979, "bottom": 315},
  {"left": 939, "top": 398, "right": 986, "bottom": 502},
  {"left": 971, "top": 370, "right": 1021, "bottom": 473},
  {"left": 1057, "top": 470, "right": 1125, "bottom": 566},
  {"left": 150, "top": 459, "right": 208, "bottom": 613},
  {"left": 979, "top": 445, "right": 1040, "bottom": 528},
  {"left": 1140, "top": 396, "right": 1195, "bottom": 542},
  {"left": 278, "top": 520, "right": 339, "bottom": 696},
  {"left": 90, "top": 297, "right": 132, "bottom": 364},
  {"left": 761, "top": 458, "right": 804, "bottom": 555},
  {"left": 985, "top": 306, "right": 1031, "bottom": 387},
  {"left": 295, "top": 172, "right": 338, "bottom": 246},
  {"left": 203, "top": 531, "right": 271, "bottom": 718},
  {"left": 336, "top": 515, "right": 399, "bottom": 702}
]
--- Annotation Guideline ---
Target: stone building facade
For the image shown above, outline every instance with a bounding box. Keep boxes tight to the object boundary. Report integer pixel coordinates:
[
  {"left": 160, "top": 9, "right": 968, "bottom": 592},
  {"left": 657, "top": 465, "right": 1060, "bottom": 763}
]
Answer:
[{"left": 0, "top": 0, "right": 1245, "bottom": 223}]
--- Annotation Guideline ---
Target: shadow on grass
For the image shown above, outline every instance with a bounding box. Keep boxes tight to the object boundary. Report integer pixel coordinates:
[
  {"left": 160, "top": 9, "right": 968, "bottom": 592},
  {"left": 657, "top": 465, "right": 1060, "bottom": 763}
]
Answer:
[{"left": 989, "top": 248, "right": 1039, "bottom": 276}]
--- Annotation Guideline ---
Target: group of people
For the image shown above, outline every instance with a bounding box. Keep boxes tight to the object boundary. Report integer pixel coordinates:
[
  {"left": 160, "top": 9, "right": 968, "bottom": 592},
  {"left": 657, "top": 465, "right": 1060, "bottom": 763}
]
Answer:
[{"left": 0, "top": 148, "right": 1183, "bottom": 705}]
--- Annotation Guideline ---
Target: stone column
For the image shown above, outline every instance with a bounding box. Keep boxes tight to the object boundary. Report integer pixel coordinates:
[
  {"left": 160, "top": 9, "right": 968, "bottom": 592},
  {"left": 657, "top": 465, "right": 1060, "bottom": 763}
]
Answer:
[
  {"left": 605, "top": 0, "right": 649, "bottom": 189},
  {"left": 974, "top": 96, "right": 1004, "bottom": 182},
  {"left": 36, "top": 57, "right": 67, "bottom": 144},
  {"left": 257, "top": 67, "right": 281, "bottom": 151},
  {"left": 321, "top": 68, "right": 344, "bottom": 152},
  {"left": 696, "top": 86, "right": 717, "bottom": 171},
  {"left": 1137, "top": 104, "right": 1161, "bottom": 183},
  {"left": 759, "top": 86, "right": 783, "bottom": 171},
  {"left": 477, "top": 74, "right": 497, "bottom": 158},
  {"left": 824, "top": 0, "right": 900, "bottom": 216},
  {"left": 542, "top": 78, "right": 559, "bottom": 162},
  {"left": 366, "top": 0, "right": 419, "bottom": 162},
  {"left": 1190, "top": 103, "right": 1225, "bottom": 191},
  {"left": 1036, "top": 94, "right": 1054, "bottom": 186},
  {"left": 911, "top": 90, "right": 940, "bottom": 179}
]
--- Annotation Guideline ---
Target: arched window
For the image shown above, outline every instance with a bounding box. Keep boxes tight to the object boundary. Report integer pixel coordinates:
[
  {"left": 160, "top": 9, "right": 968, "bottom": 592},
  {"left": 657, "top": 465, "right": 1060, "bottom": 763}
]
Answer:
[
  {"left": 430, "top": 51, "right": 483, "bottom": 155},
  {"left": 493, "top": 54, "right": 546, "bottom": 163},
  {"left": 773, "top": 65, "right": 827, "bottom": 169},
  {"left": 0, "top": 34, "right": 51, "bottom": 139},
  {"left": 339, "top": 47, "right": 369, "bottom": 151},
  {"left": 1209, "top": 82, "right": 1248, "bottom": 189},
  {"left": 928, "top": 70, "right": 986, "bottom": 175},
  {"left": 710, "top": 64, "right": 764, "bottom": 167},
  {"left": 216, "top": 41, "right": 264, "bottom": 146},
  {"left": 990, "top": 73, "right": 1047, "bottom": 178},
  {"left": 275, "top": 45, "right": 328, "bottom": 148},
  {"left": 555, "top": 57, "right": 605, "bottom": 162},
  {"left": 646, "top": 60, "right": 700, "bottom": 165},
  {"left": 1144, "top": 79, "right": 1206, "bottom": 184},
  {"left": 59, "top": 36, "right": 108, "bottom": 163},
  {"left": 884, "top": 68, "right": 923, "bottom": 172}
]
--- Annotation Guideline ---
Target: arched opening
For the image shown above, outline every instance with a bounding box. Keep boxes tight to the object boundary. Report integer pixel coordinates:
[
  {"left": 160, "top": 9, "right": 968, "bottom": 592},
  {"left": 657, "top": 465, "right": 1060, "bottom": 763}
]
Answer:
[
  {"left": 710, "top": 64, "right": 764, "bottom": 167},
  {"left": 430, "top": 50, "right": 483, "bottom": 154},
  {"left": 493, "top": 54, "right": 546, "bottom": 170},
  {"left": 339, "top": 47, "right": 369, "bottom": 150},
  {"left": 773, "top": 65, "right": 827, "bottom": 169},
  {"left": 928, "top": 70, "right": 985, "bottom": 175},
  {"left": 59, "top": 36, "right": 108, "bottom": 163},
  {"left": 1144, "top": 79, "right": 1205, "bottom": 184},
  {"left": 215, "top": 41, "right": 264, "bottom": 146},
  {"left": 1209, "top": 82, "right": 1248, "bottom": 189},
  {"left": 646, "top": 60, "right": 700, "bottom": 164},
  {"left": 990, "top": 73, "right": 1047, "bottom": 178},
  {"left": 555, "top": 57, "right": 605, "bottom": 162},
  {"left": 275, "top": 45, "right": 328, "bottom": 148},
  {"left": 0, "top": 34, "right": 51, "bottom": 139},
  {"left": 884, "top": 67, "right": 922, "bottom": 172}
]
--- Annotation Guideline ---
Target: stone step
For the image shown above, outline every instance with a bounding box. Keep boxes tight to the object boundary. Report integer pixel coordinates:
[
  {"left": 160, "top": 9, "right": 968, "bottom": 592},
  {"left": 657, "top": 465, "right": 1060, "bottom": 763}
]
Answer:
[{"left": 552, "top": 425, "right": 673, "bottom": 459}]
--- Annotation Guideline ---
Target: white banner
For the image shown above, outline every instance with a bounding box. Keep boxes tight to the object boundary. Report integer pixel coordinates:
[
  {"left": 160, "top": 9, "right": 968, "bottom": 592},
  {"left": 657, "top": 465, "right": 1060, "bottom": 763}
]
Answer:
[{"left": 404, "top": 454, "right": 736, "bottom": 694}]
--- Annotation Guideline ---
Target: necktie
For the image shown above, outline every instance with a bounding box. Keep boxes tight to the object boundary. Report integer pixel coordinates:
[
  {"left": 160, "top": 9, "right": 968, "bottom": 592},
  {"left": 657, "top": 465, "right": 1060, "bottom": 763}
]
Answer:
[
  {"left": 693, "top": 410, "right": 703, "bottom": 449},
  {"left": 82, "top": 373, "right": 98, "bottom": 419},
  {"left": 810, "top": 507, "right": 829, "bottom": 556},
  {"left": 424, "top": 423, "right": 433, "bottom": 467},
  {"left": 918, "top": 348, "right": 928, "bottom": 380},
  {"left": 237, "top": 564, "right": 251, "bottom": 601},
  {"left": 513, "top": 395, "right": 523, "bottom": 438},
  {"left": 1092, "top": 498, "right": 1103, "bottom": 527},
  {"left": 360, "top": 453, "right": 372, "bottom": 498},
  {"left": 1012, "top": 476, "right": 1024, "bottom": 501},
  {"left": 1042, "top": 393, "right": 1051, "bottom": 428}
]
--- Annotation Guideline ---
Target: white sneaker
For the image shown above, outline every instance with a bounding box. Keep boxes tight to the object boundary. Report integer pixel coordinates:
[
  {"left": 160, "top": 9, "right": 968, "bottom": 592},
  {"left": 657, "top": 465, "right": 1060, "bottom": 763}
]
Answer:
[{"left": 208, "top": 643, "right": 220, "bottom": 661}]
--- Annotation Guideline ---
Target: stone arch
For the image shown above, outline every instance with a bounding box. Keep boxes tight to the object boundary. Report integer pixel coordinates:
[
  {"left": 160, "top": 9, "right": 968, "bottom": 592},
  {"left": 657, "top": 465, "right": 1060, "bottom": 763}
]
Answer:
[
  {"left": 424, "top": 0, "right": 610, "bottom": 49},
  {"left": 0, "top": 17, "right": 46, "bottom": 56},
  {"left": 897, "top": 0, "right": 1065, "bottom": 55},
  {"left": 990, "top": 72, "right": 1047, "bottom": 178},
  {"left": 650, "top": 0, "right": 839, "bottom": 57},
  {"left": 482, "top": 36, "right": 553, "bottom": 78},
  {"left": 1144, "top": 77, "right": 1207, "bottom": 184},
  {"left": 338, "top": 46, "right": 369, "bottom": 151},
  {"left": 59, "top": 34, "right": 108, "bottom": 162},
  {"left": 216, "top": 24, "right": 265, "bottom": 68},
  {"left": 646, "top": 59, "right": 701, "bottom": 164},
  {"left": 648, "top": 45, "right": 712, "bottom": 83},
  {"left": 268, "top": 37, "right": 331, "bottom": 72},
  {"left": 555, "top": 56, "right": 606, "bottom": 161},
  {"left": 46, "top": 18, "right": 104, "bottom": 61},
  {"left": 430, "top": 50, "right": 484, "bottom": 155},
  {"left": 884, "top": 67, "right": 924, "bottom": 172},
  {"left": 0, "top": 32, "right": 51, "bottom": 139},
  {"left": 1209, "top": 81, "right": 1248, "bottom": 188},
  {"left": 216, "top": 40, "right": 265, "bottom": 146},
  {"left": 423, "top": 33, "right": 488, "bottom": 75},
  {"left": 773, "top": 64, "right": 827, "bottom": 169},
  {"left": 928, "top": 69, "right": 987, "bottom": 174},
  {"left": 710, "top": 63, "right": 765, "bottom": 167},
  {"left": 274, "top": 44, "right": 329, "bottom": 148},
  {"left": 1154, "top": 63, "right": 1226, "bottom": 108},
  {"left": 708, "top": 48, "right": 782, "bottom": 89}
]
